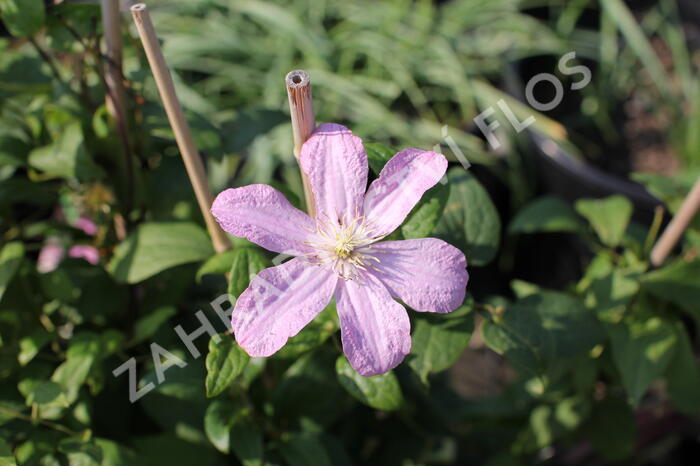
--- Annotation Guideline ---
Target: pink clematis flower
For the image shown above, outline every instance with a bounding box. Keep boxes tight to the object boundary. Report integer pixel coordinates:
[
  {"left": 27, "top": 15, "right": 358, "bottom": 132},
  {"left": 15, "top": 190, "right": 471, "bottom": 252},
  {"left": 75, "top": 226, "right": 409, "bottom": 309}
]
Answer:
[{"left": 211, "top": 124, "right": 468, "bottom": 376}]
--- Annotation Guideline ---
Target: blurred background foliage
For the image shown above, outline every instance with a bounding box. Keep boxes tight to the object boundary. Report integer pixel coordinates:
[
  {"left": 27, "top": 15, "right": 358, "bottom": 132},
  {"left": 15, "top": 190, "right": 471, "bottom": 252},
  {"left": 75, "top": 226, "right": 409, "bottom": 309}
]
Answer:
[{"left": 1, "top": 0, "right": 700, "bottom": 465}]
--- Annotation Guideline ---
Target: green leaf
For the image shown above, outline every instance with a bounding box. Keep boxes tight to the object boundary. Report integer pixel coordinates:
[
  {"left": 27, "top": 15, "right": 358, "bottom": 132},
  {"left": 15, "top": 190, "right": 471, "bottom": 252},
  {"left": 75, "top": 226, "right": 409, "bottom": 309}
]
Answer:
[
  {"left": 408, "top": 304, "right": 474, "bottom": 383},
  {"left": 364, "top": 142, "right": 394, "bottom": 175},
  {"left": 575, "top": 195, "right": 633, "bottom": 247},
  {"left": 51, "top": 333, "right": 101, "bottom": 403},
  {"left": 584, "top": 396, "right": 635, "bottom": 462},
  {"left": 205, "top": 335, "right": 249, "bottom": 397},
  {"left": 58, "top": 438, "right": 102, "bottom": 466},
  {"left": 278, "top": 433, "right": 332, "bottom": 466},
  {"left": 401, "top": 182, "right": 449, "bottom": 239},
  {"left": 0, "top": 241, "right": 23, "bottom": 302},
  {"left": 433, "top": 168, "right": 500, "bottom": 266},
  {"left": 94, "top": 438, "right": 138, "bottom": 466},
  {"left": 665, "top": 322, "right": 700, "bottom": 415},
  {"left": 204, "top": 399, "right": 238, "bottom": 454},
  {"left": 129, "top": 306, "right": 177, "bottom": 346},
  {"left": 222, "top": 108, "right": 288, "bottom": 153},
  {"left": 108, "top": 222, "right": 214, "bottom": 283},
  {"left": 0, "top": 437, "right": 16, "bottom": 466},
  {"left": 228, "top": 247, "right": 270, "bottom": 297},
  {"left": 28, "top": 123, "right": 104, "bottom": 180},
  {"left": 607, "top": 310, "right": 678, "bottom": 406},
  {"left": 25, "top": 381, "right": 68, "bottom": 408},
  {"left": 577, "top": 255, "right": 641, "bottom": 323},
  {"left": 230, "top": 419, "right": 263, "bottom": 466},
  {"left": 18, "top": 328, "right": 52, "bottom": 366},
  {"left": 641, "top": 259, "right": 700, "bottom": 318},
  {"left": 196, "top": 250, "right": 236, "bottom": 282},
  {"left": 0, "top": 0, "right": 45, "bottom": 37},
  {"left": 335, "top": 356, "right": 403, "bottom": 411},
  {"left": 482, "top": 291, "right": 603, "bottom": 374},
  {"left": 509, "top": 196, "right": 584, "bottom": 234}
]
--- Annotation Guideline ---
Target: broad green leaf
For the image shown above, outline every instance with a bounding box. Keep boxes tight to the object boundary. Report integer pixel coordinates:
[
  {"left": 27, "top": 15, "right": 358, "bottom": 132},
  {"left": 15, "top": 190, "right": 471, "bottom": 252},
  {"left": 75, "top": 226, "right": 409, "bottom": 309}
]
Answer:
[
  {"left": 607, "top": 310, "right": 678, "bottom": 406},
  {"left": 222, "top": 108, "right": 288, "bottom": 153},
  {"left": 58, "top": 438, "right": 102, "bottom": 466},
  {"left": 25, "top": 381, "right": 68, "bottom": 408},
  {"left": 51, "top": 333, "right": 101, "bottom": 403},
  {"left": 583, "top": 396, "right": 635, "bottom": 462},
  {"left": 205, "top": 335, "right": 249, "bottom": 397},
  {"left": 94, "top": 438, "right": 138, "bottom": 466},
  {"left": 204, "top": 399, "right": 238, "bottom": 453},
  {"left": 228, "top": 247, "right": 271, "bottom": 297},
  {"left": 575, "top": 195, "right": 633, "bottom": 247},
  {"left": 509, "top": 196, "right": 584, "bottom": 234},
  {"left": 364, "top": 142, "right": 394, "bottom": 175},
  {"left": 0, "top": 241, "right": 23, "bottom": 302},
  {"left": 196, "top": 250, "right": 236, "bottom": 282},
  {"left": 519, "top": 397, "right": 590, "bottom": 452},
  {"left": 409, "top": 305, "right": 473, "bottom": 383},
  {"left": 18, "top": 328, "right": 52, "bottom": 366},
  {"left": 108, "top": 222, "right": 214, "bottom": 283},
  {"left": 401, "top": 182, "right": 449, "bottom": 239},
  {"left": 665, "top": 322, "right": 700, "bottom": 415},
  {"left": 230, "top": 419, "right": 263, "bottom": 466},
  {"left": 278, "top": 433, "right": 332, "bottom": 466},
  {"left": 272, "top": 350, "right": 345, "bottom": 426},
  {"left": 335, "top": 356, "right": 403, "bottom": 411},
  {"left": 642, "top": 259, "right": 700, "bottom": 318},
  {"left": 0, "top": 437, "right": 16, "bottom": 466},
  {"left": 0, "top": 0, "right": 45, "bottom": 37},
  {"left": 129, "top": 306, "right": 177, "bottom": 346},
  {"left": 482, "top": 291, "right": 603, "bottom": 374},
  {"left": 28, "top": 123, "right": 104, "bottom": 180},
  {"left": 577, "top": 255, "right": 641, "bottom": 323},
  {"left": 433, "top": 168, "right": 501, "bottom": 266}
]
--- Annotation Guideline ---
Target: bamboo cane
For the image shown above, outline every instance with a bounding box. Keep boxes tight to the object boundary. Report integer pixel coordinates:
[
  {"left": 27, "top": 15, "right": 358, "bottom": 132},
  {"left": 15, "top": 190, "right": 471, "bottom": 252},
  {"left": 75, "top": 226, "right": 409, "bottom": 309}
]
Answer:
[
  {"left": 285, "top": 70, "right": 316, "bottom": 217},
  {"left": 651, "top": 177, "right": 700, "bottom": 266},
  {"left": 131, "top": 3, "right": 231, "bottom": 253}
]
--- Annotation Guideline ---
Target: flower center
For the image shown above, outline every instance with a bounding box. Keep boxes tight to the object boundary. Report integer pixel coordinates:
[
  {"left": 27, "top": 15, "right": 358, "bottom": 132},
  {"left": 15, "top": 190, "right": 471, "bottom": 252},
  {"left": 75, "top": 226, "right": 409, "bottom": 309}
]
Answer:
[{"left": 306, "top": 216, "right": 380, "bottom": 280}]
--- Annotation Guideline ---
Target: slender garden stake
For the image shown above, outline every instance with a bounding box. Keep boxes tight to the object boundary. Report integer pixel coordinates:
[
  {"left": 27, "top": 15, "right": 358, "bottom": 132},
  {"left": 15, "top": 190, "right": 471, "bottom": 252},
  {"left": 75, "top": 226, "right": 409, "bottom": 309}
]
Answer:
[
  {"left": 651, "top": 176, "right": 700, "bottom": 266},
  {"left": 130, "top": 3, "right": 231, "bottom": 253},
  {"left": 101, "top": 0, "right": 126, "bottom": 124},
  {"left": 285, "top": 69, "right": 316, "bottom": 216}
]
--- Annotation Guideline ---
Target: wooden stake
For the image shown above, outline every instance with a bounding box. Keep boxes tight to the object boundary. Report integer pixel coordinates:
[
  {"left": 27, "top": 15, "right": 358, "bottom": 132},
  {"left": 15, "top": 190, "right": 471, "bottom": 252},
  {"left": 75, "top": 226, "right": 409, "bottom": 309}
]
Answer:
[
  {"left": 101, "top": 0, "right": 125, "bottom": 123},
  {"left": 285, "top": 70, "right": 316, "bottom": 217},
  {"left": 131, "top": 3, "right": 231, "bottom": 253},
  {"left": 651, "top": 177, "right": 700, "bottom": 266}
]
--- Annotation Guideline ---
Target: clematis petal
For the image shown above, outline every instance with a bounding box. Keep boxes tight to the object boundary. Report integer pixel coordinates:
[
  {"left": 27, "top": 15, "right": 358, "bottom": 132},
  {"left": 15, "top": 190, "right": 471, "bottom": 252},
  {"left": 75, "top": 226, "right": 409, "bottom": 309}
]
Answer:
[
  {"left": 367, "top": 238, "right": 467, "bottom": 313},
  {"left": 68, "top": 245, "right": 100, "bottom": 265},
  {"left": 336, "top": 273, "right": 411, "bottom": 376},
  {"left": 299, "top": 123, "right": 368, "bottom": 224},
  {"left": 211, "top": 184, "right": 316, "bottom": 256},
  {"left": 233, "top": 258, "right": 337, "bottom": 357},
  {"left": 363, "top": 149, "right": 447, "bottom": 237},
  {"left": 37, "top": 239, "right": 64, "bottom": 273}
]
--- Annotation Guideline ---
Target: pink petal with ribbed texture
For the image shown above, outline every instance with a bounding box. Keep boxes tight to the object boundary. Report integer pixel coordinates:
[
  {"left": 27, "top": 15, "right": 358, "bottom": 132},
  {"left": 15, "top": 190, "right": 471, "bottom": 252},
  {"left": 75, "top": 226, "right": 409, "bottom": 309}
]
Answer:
[
  {"left": 37, "top": 240, "right": 64, "bottom": 273},
  {"left": 74, "top": 217, "right": 97, "bottom": 236},
  {"left": 300, "top": 123, "right": 368, "bottom": 224},
  {"left": 363, "top": 149, "right": 447, "bottom": 237},
  {"left": 366, "top": 238, "right": 467, "bottom": 313},
  {"left": 68, "top": 245, "right": 100, "bottom": 265},
  {"left": 336, "top": 273, "right": 411, "bottom": 376},
  {"left": 232, "top": 258, "right": 337, "bottom": 357},
  {"left": 211, "top": 184, "right": 316, "bottom": 256}
]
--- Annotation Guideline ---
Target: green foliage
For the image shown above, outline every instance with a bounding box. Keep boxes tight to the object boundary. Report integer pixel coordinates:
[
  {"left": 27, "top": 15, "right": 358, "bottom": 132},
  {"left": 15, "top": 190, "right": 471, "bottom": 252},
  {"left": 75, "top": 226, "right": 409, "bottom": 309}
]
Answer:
[
  {"left": 434, "top": 168, "right": 501, "bottom": 266},
  {"left": 205, "top": 335, "right": 249, "bottom": 398},
  {"left": 0, "top": 0, "right": 44, "bottom": 37},
  {"left": 335, "top": 356, "right": 403, "bottom": 411},
  {"left": 408, "top": 303, "right": 474, "bottom": 383},
  {"left": 1, "top": 1, "right": 699, "bottom": 464},
  {"left": 575, "top": 195, "right": 633, "bottom": 247},
  {"left": 509, "top": 196, "right": 585, "bottom": 234},
  {"left": 108, "top": 222, "right": 214, "bottom": 283}
]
